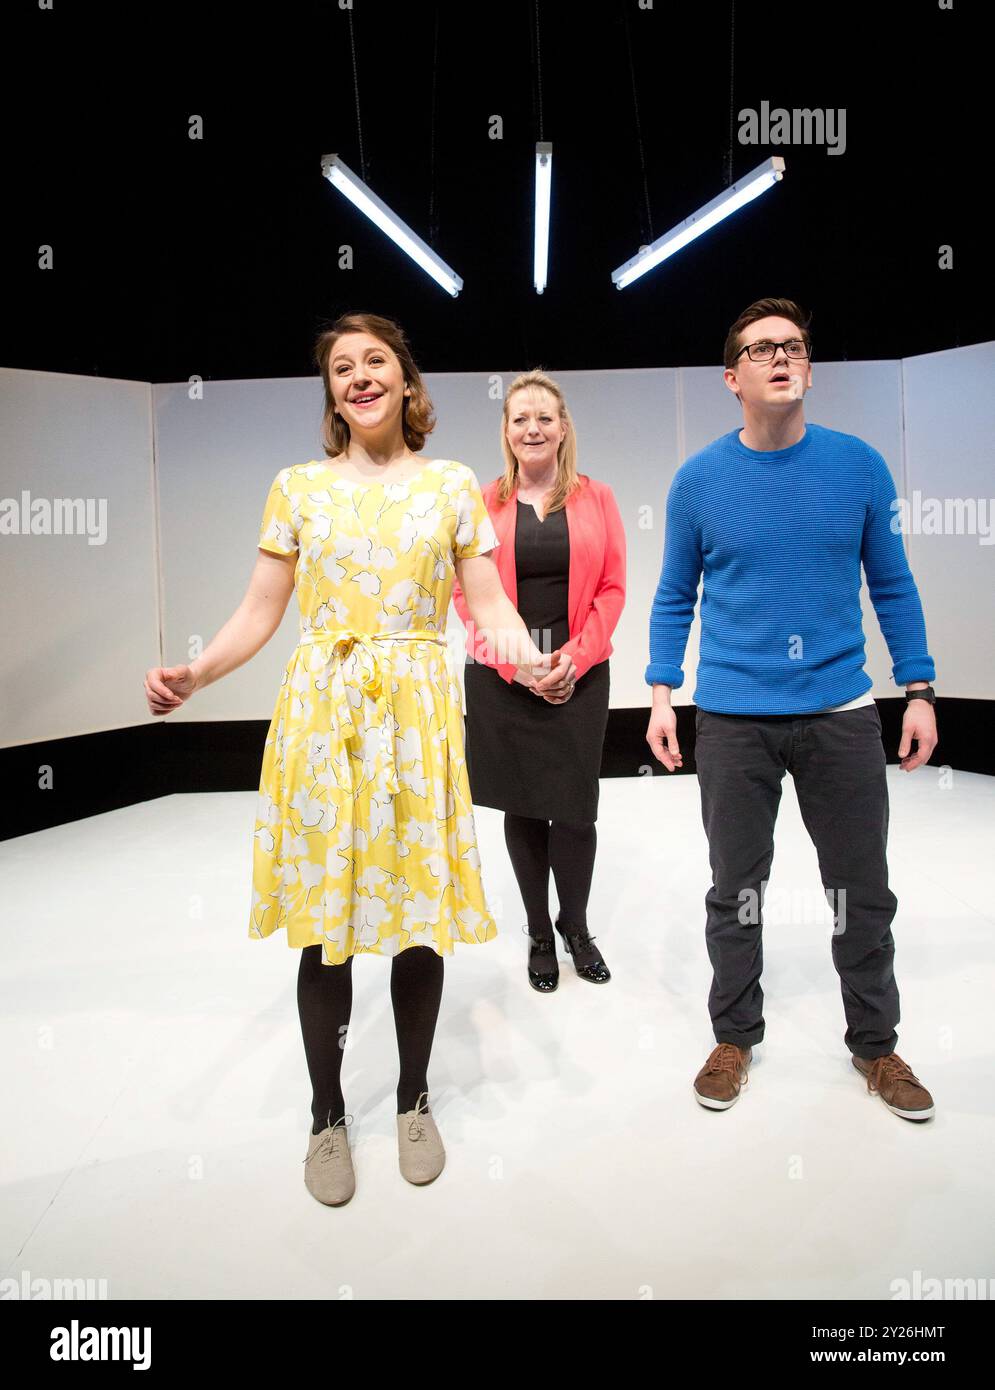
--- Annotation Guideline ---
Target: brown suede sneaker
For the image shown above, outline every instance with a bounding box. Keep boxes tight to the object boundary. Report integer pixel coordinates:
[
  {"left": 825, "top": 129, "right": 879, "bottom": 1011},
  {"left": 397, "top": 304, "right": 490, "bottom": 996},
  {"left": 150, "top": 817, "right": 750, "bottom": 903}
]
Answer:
[
  {"left": 852, "top": 1053, "right": 935, "bottom": 1121},
  {"left": 693, "top": 1043, "right": 753, "bottom": 1110}
]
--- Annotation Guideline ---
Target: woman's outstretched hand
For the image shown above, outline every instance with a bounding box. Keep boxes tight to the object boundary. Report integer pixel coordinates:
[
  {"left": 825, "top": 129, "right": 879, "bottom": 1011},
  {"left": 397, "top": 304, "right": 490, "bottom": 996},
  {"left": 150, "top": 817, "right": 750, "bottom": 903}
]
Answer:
[{"left": 145, "top": 664, "right": 198, "bottom": 716}]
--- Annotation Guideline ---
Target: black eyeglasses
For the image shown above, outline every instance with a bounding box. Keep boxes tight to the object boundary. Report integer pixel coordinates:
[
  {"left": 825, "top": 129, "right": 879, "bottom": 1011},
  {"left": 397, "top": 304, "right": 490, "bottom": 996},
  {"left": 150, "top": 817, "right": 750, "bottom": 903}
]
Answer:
[{"left": 733, "top": 337, "right": 812, "bottom": 364}]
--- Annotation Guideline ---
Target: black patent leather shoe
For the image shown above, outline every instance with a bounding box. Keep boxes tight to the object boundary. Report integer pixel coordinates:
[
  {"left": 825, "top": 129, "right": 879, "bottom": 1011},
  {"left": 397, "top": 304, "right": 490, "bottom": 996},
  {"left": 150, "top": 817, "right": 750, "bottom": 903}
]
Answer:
[
  {"left": 523, "top": 925, "right": 559, "bottom": 992},
  {"left": 554, "top": 920, "right": 611, "bottom": 983}
]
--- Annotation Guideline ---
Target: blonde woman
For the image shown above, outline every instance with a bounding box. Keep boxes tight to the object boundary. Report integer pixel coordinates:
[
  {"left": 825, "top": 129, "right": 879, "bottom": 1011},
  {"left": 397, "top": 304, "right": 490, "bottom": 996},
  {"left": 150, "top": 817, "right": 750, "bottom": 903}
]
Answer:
[
  {"left": 144, "top": 314, "right": 553, "bottom": 1205},
  {"left": 452, "top": 372, "right": 626, "bottom": 992}
]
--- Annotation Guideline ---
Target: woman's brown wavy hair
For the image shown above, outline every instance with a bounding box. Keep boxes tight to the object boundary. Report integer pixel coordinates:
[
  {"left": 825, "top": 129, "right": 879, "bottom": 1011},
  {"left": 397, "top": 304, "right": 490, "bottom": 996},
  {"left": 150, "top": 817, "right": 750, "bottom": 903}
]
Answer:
[
  {"left": 496, "top": 370, "right": 585, "bottom": 512},
  {"left": 314, "top": 312, "right": 436, "bottom": 458}
]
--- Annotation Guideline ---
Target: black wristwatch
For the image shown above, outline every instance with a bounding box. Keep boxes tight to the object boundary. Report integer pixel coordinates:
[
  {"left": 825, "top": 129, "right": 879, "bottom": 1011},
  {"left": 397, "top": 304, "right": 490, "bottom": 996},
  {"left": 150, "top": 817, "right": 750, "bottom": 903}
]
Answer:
[{"left": 904, "top": 685, "right": 936, "bottom": 704}]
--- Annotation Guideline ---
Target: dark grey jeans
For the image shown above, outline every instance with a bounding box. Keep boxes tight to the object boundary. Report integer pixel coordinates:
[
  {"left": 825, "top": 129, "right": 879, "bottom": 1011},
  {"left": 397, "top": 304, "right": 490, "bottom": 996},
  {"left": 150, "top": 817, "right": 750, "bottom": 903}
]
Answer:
[{"left": 693, "top": 702, "right": 900, "bottom": 1060}]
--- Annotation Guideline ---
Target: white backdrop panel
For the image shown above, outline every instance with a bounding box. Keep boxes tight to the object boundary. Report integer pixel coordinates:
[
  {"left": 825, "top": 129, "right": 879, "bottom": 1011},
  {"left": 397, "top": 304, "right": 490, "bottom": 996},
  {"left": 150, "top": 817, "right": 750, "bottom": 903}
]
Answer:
[
  {"left": 154, "top": 377, "right": 328, "bottom": 722},
  {"left": 543, "top": 367, "right": 680, "bottom": 709},
  {"left": 0, "top": 368, "right": 157, "bottom": 747},
  {"left": 903, "top": 341, "right": 995, "bottom": 699}
]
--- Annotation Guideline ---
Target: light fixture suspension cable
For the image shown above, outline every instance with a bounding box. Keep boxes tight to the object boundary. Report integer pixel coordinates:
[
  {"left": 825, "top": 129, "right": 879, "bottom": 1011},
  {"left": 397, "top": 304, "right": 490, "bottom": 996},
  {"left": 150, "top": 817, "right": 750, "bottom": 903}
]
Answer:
[
  {"left": 428, "top": 2, "right": 440, "bottom": 245},
  {"left": 726, "top": 0, "right": 736, "bottom": 187},
  {"left": 533, "top": 0, "right": 544, "bottom": 142},
  {"left": 347, "top": 6, "right": 367, "bottom": 183},
  {"left": 622, "top": 1, "right": 653, "bottom": 245}
]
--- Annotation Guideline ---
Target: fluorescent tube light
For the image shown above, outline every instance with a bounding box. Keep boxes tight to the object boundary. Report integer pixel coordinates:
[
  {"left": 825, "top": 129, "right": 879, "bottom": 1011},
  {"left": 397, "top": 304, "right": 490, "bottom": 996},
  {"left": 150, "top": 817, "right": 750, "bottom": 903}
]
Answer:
[
  {"left": 320, "top": 153, "right": 463, "bottom": 297},
  {"left": 612, "top": 156, "right": 786, "bottom": 289},
  {"left": 534, "top": 142, "right": 552, "bottom": 294}
]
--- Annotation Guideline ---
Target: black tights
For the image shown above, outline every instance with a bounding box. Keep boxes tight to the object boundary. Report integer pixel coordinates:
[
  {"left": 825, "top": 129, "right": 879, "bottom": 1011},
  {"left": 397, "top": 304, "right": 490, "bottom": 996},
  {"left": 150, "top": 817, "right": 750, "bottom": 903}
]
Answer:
[
  {"left": 297, "top": 943, "right": 444, "bottom": 1135},
  {"left": 502, "top": 813, "right": 597, "bottom": 937}
]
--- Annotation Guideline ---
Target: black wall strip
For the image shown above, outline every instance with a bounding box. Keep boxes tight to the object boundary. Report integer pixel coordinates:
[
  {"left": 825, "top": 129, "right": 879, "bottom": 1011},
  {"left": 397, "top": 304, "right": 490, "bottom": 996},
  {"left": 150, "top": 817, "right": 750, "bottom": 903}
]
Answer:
[{"left": 2, "top": 699, "right": 991, "bottom": 842}]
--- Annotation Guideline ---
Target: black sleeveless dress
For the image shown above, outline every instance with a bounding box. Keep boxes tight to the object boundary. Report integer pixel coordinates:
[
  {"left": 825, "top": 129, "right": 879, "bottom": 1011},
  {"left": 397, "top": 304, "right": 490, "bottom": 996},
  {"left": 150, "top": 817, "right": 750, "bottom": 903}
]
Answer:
[{"left": 462, "top": 498, "right": 610, "bottom": 822}]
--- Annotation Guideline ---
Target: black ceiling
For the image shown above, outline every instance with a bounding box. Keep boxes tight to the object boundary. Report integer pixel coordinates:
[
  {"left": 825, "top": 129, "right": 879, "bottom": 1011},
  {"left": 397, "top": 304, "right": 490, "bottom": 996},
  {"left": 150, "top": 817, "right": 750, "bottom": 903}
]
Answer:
[{"left": 3, "top": 0, "right": 986, "bottom": 382}]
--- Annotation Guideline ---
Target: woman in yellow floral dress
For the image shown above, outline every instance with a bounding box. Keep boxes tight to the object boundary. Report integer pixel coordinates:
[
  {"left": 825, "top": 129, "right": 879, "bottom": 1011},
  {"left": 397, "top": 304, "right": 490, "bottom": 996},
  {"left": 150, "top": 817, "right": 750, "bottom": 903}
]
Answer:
[{"left": 143, "top": 312, "right": 561, "bottom": 1205}]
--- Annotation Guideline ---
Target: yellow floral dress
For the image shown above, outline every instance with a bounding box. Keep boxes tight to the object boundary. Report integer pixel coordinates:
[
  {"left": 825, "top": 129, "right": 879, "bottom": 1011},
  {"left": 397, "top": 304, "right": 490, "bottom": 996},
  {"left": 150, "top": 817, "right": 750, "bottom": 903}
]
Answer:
[{"left": 250, "top": 457, "right": 501, "bottom": 966}]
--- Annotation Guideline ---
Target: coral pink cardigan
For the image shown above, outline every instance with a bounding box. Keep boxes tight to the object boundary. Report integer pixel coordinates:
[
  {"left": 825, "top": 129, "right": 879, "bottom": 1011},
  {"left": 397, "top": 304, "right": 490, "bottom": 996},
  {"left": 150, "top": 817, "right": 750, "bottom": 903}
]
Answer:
[{"left": 451, "top": 474, "right": 627, "bottom": 682}]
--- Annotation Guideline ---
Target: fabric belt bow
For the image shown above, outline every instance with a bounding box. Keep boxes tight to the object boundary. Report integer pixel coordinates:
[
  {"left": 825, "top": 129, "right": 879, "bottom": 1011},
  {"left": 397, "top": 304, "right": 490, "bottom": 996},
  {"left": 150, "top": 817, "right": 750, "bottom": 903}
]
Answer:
[{"left": 297, "top": 628, "right": 449, "bottom": 795}]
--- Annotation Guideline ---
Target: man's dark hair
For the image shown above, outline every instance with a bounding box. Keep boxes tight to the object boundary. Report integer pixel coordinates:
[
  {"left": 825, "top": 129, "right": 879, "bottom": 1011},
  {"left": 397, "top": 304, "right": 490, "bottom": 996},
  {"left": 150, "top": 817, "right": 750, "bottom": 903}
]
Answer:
[{"left": 723, "top": 298, "right": 812, "bottom": 370}]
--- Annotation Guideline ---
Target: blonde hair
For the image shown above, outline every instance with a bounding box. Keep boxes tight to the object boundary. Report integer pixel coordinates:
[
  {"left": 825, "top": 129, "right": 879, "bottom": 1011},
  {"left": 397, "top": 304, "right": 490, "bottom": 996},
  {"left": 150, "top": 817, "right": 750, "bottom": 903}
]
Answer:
[{"left": 496, "top": 370, "right": 585, "bottom": 511}]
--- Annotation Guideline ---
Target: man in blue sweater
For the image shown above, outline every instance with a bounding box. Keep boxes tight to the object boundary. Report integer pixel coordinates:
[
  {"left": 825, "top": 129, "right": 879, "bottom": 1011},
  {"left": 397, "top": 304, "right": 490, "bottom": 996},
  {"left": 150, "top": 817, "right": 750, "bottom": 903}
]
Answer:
[{"left": 645, "top": 297, "right": 937, "bottom": 1122}]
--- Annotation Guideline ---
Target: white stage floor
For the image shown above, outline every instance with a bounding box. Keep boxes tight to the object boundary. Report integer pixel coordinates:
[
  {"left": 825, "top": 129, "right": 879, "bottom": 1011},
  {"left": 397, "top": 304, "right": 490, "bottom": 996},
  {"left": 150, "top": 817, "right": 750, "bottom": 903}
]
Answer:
[{"left": 2, "top": 767, "right": 992, "bottom": 1301}]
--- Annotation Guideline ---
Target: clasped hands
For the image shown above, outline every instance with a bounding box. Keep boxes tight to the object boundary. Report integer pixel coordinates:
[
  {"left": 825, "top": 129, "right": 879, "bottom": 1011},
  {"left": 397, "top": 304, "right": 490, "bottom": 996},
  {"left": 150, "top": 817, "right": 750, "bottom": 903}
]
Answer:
[{"left": 516, "top": 648, "right": 577, "bottom": 703}]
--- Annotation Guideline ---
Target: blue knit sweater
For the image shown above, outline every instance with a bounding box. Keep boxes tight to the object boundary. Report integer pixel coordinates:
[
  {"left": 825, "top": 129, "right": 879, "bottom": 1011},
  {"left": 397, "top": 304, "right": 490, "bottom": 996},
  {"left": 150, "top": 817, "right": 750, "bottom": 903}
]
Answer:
[{"left": 644, "top": 422, "right": 936, "bottom": 714}]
